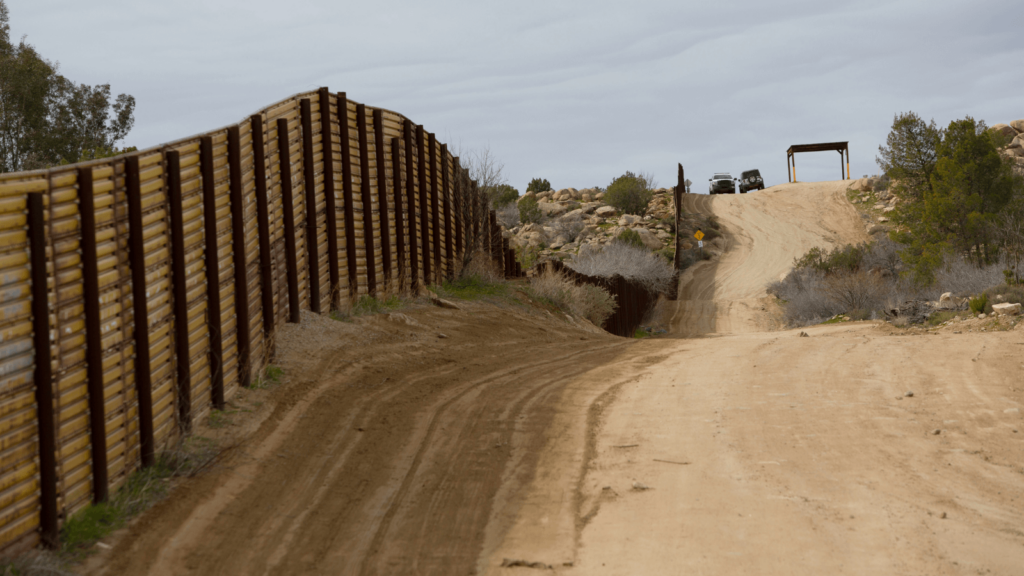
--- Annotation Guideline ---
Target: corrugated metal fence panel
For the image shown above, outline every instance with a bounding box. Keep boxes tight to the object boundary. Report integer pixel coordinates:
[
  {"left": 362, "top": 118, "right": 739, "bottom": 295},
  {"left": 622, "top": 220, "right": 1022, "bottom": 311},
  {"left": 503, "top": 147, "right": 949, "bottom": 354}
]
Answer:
[
  {"left": 0, "top": 176, "right": 40, "bottom": 551},
  {"left": 170, "top": 141, "right": 213, "bottom": 421},
  {"left": 135, "top": 152, "right": 178, "bottom": 452},
  {"left": 209, "top": 132, "right": 240, "bottom": 399},
  {"left": 421, "top": 129, "right": 434, "bottom": 284},
  {"left": 90, "top": 161, "right": 140, "bottom": 494},
  {"left": 345, "top": 99, "right": 367, "bottom": 296},
  {"left": 46, "top": 169, "right": 93, "bottom": 521}
]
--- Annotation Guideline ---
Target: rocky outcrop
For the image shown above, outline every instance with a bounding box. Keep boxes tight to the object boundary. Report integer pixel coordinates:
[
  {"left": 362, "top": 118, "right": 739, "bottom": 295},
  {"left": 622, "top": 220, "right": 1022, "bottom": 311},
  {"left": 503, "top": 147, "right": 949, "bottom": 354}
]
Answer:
[
  {"left": 989, "top": 118, "right": 1024, "bottom": 175},
  {"left": 506, "top": 187, "right": 685, "bottom": 261}
]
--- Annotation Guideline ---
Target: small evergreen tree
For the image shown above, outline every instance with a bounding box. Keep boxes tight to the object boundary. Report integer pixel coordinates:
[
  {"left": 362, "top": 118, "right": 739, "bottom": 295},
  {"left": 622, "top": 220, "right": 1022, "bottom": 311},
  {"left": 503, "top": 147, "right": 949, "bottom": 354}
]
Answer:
[
  {"left": 526, "top": 178, "right": 551, "bottom": 193},
  {"left": 604, "top": 171, "right": 655, "bottom": 216},
  {"left": 518, "top": 195, "right": 543, "bottom": 224},
  {"left": 490, "top": 183, "right": 519, "bottom": 207}
]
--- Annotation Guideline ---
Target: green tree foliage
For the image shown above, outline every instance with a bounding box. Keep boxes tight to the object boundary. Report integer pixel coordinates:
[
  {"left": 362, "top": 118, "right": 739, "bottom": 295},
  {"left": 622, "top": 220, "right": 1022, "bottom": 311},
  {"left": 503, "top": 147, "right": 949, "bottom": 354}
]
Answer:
[
  {"left": 876, "top": 111, "right": 943, "bottom": 202},
  {"left": 604, "top": 171, "right": 655, "bottom": 216},
  {"left": 890, "top": 116, "right": 1021, "bottom": 283},
  {"left": 793, "top": 243, "right": 868, "bottom": 275},
  {"left": 0, "top": 1, "right": 135, "bottom": 172},
  {"left": 489, "top": 183, "right": 519, "bottom": 207},
  {"left": 526, "top": 177, "right": 550, "bottom": 193},
  {"left": 518, "top": 195, "right": 542, "bottom": 224}
]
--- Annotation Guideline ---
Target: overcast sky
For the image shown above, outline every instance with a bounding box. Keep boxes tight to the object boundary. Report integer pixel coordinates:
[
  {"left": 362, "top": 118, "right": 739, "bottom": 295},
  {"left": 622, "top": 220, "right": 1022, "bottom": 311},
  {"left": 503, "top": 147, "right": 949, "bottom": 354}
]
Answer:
[{"left": 9, "top": 0, "right": 1023, "bottom": 192}]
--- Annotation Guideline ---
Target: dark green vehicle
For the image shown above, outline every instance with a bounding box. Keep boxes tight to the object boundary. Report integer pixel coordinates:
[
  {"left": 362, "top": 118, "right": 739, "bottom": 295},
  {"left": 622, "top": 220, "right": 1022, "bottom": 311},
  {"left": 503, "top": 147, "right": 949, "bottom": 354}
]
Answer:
[
  {"left": 739, "top": 169, "right": 764, "bottom": 193},
  {"left": 708, "top": 173, "right": 735, "bottom": 195}
]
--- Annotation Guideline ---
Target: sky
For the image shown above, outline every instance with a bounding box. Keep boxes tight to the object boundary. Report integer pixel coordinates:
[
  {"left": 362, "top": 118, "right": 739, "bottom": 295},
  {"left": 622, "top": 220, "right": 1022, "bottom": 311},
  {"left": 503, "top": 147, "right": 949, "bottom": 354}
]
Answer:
[{"left": 8, "top": 0, "right": 1023, "bottom": 193}]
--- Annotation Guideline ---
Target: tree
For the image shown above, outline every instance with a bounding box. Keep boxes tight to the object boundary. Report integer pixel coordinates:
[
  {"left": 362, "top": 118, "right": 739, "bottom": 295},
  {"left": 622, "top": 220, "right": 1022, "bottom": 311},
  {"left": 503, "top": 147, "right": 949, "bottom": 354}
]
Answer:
[
  {"left": 490, "top": 183, "right": 519, "bottom": 207},
  {"left": 517, "top": 195, "right": 542, "bottom": 224},
  {"left": 0, "top": 1, "right": 135, "bottom": 172},
  {"left": 604, "top": 171, "right": 656, "bottom": 216},
  {"left": 876, "top": 111, "right": 943, "bottom": 202},
  {"left": 526, "top": 177, "right": 550, "bottom": 193},
  {"left": 891, "top": 116, "right": 1021, "bottom": 283}
]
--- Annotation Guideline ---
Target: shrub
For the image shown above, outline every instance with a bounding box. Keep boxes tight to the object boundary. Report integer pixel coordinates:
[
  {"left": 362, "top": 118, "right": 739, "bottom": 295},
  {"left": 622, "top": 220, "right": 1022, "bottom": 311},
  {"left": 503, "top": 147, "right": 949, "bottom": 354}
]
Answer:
[
  {"left": 518, "top": 195, "right": 543, "bottom": 224},
  {"left": 658, "top": 216, "right": 677, "bottom": 233},
  {"left": 604, "top": 171, "right": 655, "bottom": 216},
  {"left": 526, "top": 178, "right": 551, "bottom": 193},
  {"left": 794, "top": 243, "right": 868, "bottom": 275},
  {"left": 969, "top": 294, "right": 988, "bottom": 314},
  {"left": 553, "top": 214, "right": 585, "bottom": 242},
  {"left": 529, "top": 270, "right": 617, "bottom": 325},
  {"left": 616, "top": 228, "right": 645, "bottom": 249},
  {"left": 983, "top": 283, "right": 1024, "bottom": 305},
  {"left": 516, "top": 245, "right": 542, "bottom": 270},
  {"left": 490, "top": 184, "right": 519, "bottom": 207},
  {"left": 496, "top": 202, "right": 520, "bottom": 228},
  {"left": 567, "top": 241, "right": 675, "bottom": 293}
]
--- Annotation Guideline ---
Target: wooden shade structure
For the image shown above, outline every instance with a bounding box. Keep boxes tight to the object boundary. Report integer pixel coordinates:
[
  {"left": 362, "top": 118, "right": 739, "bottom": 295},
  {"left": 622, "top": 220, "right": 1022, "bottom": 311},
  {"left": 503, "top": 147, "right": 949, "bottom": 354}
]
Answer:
[{"left": 787, "top": 141, "right": 850, "bottom": 182}]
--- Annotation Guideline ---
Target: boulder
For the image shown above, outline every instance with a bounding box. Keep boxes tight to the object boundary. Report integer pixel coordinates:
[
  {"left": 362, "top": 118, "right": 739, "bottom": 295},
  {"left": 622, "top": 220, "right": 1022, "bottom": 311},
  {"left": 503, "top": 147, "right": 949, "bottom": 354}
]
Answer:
[
  {"left": 1010, "top": 119, "right": 1024, "bottom": 133},
  {"left": 883, "top": 206, "right": 895, "bottom": 213},
  {"left": 582, "top": 193, "right": 593, "bottom": 202},
  {"left": 1009, "top": 135, "right": 1024, "bottom": 149},
  {"left": 850, "top": 178, "right": 872, "bottom": 192},
  {"left": 877, "top": 216, "right": 889, "bottom": 223},
  {"left": 939, "top": 292, "right": 953, "bottom": 304},
  {"left": 549, "top": 235, "right": 569, "bottom": 249},
  {"left": 634, "top": 228, "right": 664, "bottom": 250},
  {"left": 562, "top": 208, "right": 585, "bottom": 219},
  {"left": 618, "top": 214, "right": 642, "bottom": 226},
  {"left": 538, "top": 202, "right": 567, "bottom": 217},
  {"left": 866, "top": 224, "right": 886, "bottom": 235},
  {"left": 990, "top": 123, "right": 1017, "bottom": 141},
  {"left": 992, "top": 302, "right": 1021, "bottom": 316},
  {"left": 595, "top": 206, "right": 616, "bottom": 217},
  {"left": 873, "top": 203, "right": 886, "bottom": 210}
]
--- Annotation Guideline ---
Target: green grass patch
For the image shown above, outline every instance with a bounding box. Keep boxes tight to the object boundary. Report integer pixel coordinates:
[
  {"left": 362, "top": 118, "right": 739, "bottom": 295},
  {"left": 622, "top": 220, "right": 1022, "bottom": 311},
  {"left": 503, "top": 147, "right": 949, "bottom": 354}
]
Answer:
[
  {"left": 437, "top": 275, "right": 509, "bottom": 300},
  {"left": 252, "top": 364, "right": 284, "bottom": 389},
  {"left": 633, "top": 328, "right": 651, "bottom": 339},
  {"left": 927, "top": 310, "right": 960, "bottom": 326}
]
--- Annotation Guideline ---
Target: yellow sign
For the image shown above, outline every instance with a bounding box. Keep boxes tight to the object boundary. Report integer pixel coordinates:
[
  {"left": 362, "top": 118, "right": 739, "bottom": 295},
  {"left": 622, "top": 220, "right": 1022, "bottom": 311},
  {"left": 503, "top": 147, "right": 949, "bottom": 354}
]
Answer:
[{"left": 694, "top": 230, "right": 704, "bottom": 241}]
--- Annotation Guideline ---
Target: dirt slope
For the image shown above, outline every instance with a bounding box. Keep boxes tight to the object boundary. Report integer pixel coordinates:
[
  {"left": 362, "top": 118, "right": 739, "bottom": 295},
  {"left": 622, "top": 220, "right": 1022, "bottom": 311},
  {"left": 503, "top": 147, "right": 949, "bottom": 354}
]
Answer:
[
  {"left": 87, "top": 182, "right": 1023, "bottom": 576},
  {"left": 671, "top": 181, "right": 869, "bottom": 336}
]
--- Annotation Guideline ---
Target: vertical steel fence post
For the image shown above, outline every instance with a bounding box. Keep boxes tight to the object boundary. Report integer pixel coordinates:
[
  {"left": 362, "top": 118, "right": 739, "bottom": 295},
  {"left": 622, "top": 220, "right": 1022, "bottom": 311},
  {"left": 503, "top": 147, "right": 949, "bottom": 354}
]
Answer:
[
  {"left": 125, "top": 155, "right": 156, "bottom": 465},
  {"left": 277, "top": 118, "right": 301, "bottom": 323},
  {"left": 28, "top": 191, "right": 59, "bottom": 547},
  {"left": 391, "top": 137, "right": 406, "bottom": 291},
  {"left": 404, "top": 120, "right": 419, "bottom": 291},
  {"left": 356, "top": 104, "right": 377, "bottom": 295},
  {"left": 228, "top": 126, "right": 252, "bottom": 388},
  {"left": 441, "top": 144, "right": 453, "bottom": 278},
  {"left": 166, "top": 150, "right": 192, "bottom": 432},
  {"left": 78, "top": 167, "right": 109, "bottom": 503},
  {"left": 199, "top": 137, "right": 225, "bottom": 410},
  {"left": 250, "top": 116, "right": 275, "bottom": 345},
  {"left": 338, "top": 93, "right": 359, "bottom": 300},
  {"left": 300, "top": 99, "right": 321, "bottom": 312},
  {"left": 373, "top": 109, "right": 392, "bottom": 288},
  {"left": 318, "top": 88, "right": 340, "bottom": 309},
  {"left": 417, "top": 125, "right": 431, "bottom": 283},
  {"left": 429, "top": 133, "right": 441, "bottom": 283}
]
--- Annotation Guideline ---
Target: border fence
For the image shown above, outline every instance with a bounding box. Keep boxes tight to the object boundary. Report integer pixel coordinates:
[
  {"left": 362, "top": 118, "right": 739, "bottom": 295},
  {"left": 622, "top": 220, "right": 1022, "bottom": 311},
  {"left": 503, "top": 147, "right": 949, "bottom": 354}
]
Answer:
[
  {"left": 0, "top": 88, "right": 523, "bottom": 553},
  {"left": 542, "top": 260, "right": 657, "bottom": 338}
]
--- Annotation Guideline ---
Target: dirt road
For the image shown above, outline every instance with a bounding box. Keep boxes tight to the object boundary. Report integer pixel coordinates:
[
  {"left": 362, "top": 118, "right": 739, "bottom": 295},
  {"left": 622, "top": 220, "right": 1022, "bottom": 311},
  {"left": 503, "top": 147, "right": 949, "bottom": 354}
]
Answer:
[{"left": 90, "top": 182, "right": 1024, "bottom": 575}]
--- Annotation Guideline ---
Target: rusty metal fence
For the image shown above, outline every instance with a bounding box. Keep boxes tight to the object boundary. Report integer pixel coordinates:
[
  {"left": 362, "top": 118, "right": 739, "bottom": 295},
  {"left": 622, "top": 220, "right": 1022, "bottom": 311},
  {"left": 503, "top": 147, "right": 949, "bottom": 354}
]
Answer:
[
  {"left": 542, "top": 260, "right": 657, "bottom": 337},
  {"left": 0, "top": 88, "right": 511, "bottom": 553}
]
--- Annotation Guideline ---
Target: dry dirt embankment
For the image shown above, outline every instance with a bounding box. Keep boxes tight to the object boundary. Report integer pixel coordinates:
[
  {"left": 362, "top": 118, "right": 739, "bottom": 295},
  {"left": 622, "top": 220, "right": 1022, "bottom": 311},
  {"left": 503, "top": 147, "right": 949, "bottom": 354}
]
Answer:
[{"left": 88, "top": 182, "right": 1024, "bottom": 576}]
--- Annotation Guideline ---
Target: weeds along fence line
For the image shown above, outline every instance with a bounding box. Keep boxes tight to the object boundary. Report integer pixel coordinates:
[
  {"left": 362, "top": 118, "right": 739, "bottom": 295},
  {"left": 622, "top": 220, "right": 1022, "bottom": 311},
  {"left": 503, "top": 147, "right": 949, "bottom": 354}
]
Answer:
[
  {"left": 0, "top": 88, "right": 507, "bottom": 553},
  {"left": 542, "top": 260, "right": 656, "bottom": 337}
]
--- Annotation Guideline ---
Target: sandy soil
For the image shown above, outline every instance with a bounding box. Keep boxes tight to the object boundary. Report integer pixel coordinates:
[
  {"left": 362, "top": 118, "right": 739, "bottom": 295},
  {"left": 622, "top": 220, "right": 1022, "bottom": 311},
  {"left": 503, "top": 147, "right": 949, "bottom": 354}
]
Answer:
[{"left": 86, "top": 182, "right": 1024, "bottom": 575}]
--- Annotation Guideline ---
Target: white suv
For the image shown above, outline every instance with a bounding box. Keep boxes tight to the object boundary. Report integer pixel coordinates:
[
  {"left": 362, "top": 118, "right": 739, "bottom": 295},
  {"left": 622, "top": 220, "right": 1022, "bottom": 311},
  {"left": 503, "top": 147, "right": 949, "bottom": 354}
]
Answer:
[{"left": 709, "top": 173, "right": 736, "bottom": 195}]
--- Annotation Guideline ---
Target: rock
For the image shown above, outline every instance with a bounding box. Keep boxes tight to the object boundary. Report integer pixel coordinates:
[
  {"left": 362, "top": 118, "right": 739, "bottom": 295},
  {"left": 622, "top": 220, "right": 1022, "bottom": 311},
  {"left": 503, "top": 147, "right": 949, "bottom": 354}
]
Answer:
[
  {"left": 618, "top": 214, "right": 642, "bottom": 226},
  {"left": 798, "top": 331, "right": 809, "bottom": 337},
  {"left": 595, "top": 206, "right": 616, "bottom": 217},
  {"left": 385, "top": 313, "right": 423, "bottom": 327},
  {"left": 990, "top": 123, "right": 1017, "bottom": 141},
  {"left": 634, "top": 228, "right": 663, "bottom": 250},
  {"left": 550, "top": 235, "right": 569, "bottom": 249},
  {"left": 681, "top": 241, "right": 693, "bottom": 250},
  {"left": 905, "top": 391, "right": 914, "bottom": 397},
  {"left": 582, "top": 193, "right": 593, "bottom": 202},
  {"left": 1009, "top": 119, "right": 1024, "bottom": 133},
  {"left": 877, "top": 216, "right": 889, "bottom": 223},
  {"left": 992, "top": 302, "right": 1021, "bottom": 316},
  {"left": 883, "top": 206, "right": 895, "bottom": 213},
  {"left": 538, "top": 202, "right": 567, "bottom": 217},
  {"left": 1009, "top": 135, "right": 1024, "bottom": 149},
  {"left": 866, "top": 224, "right": 886, "bottom": 235},
  {"left": 850, "top": 178, "right": 872, "bottom": 192},
  {"left": 939, "top": 292, "right": 953, "bottom": 304},
  {"left": 978, "top": 313, "right": 986, "bottom": 319},
  {"left": 931, "top": 429, "right": 941, "bottom": 435},
  {"left": 428, "top": 292, "right": 461, "bottom": 310},
  {"left": 631, "top": 481, "right": 651, "bottom": 491}
]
